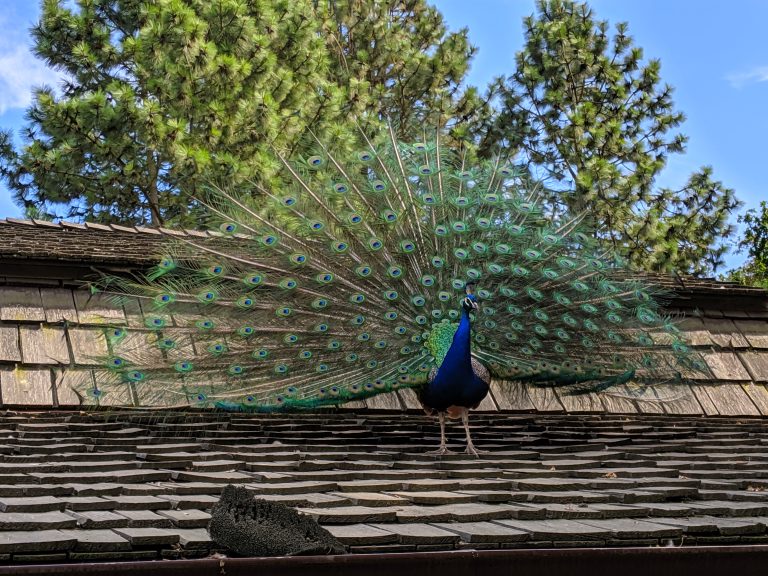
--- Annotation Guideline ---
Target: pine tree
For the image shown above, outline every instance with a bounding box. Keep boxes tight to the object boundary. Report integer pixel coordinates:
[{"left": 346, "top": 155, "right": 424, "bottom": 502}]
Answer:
[
  {"left": 0, "top": 0, "right": 487, "bottom": 226},
  {"left": 482, "top": 0, "right": 740, "bottom": 274}
]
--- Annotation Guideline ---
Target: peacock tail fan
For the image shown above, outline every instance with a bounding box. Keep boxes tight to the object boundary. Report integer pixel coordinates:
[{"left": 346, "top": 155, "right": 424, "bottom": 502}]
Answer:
[{"left": 82, "top": 124, "right": 709, "bottom": 410}]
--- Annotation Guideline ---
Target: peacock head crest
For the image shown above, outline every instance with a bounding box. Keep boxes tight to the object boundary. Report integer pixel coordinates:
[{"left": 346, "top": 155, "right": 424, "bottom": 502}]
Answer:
[{"left": 462, "top": 282, "right": 479, "bottom": 313}]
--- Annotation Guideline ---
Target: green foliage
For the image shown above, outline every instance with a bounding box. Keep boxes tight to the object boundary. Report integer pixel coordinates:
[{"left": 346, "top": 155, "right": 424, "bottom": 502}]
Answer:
[
  {"left": 725, "top": 201, "right": 768, "bottom": 288},
  {"left": 317, "top": 0, "right": 491, "bottom": 140},
  {"left": 482, "top": 0, "right": 740, "bottom": 274},
  {"left": 0, "top": 0, "right": 487, "bottom": 226}
]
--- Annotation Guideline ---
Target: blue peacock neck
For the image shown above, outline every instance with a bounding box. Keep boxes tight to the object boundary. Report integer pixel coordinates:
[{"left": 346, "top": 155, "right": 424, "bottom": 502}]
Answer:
[{"left": 436, "top": 306, "right": 474, "bottom": 378}]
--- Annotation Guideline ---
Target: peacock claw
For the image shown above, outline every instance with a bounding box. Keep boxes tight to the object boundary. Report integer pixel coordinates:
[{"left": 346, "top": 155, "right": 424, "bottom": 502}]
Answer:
[
  {"left": 465, "top": 445, "right": 486, "bottom": 458},
  {"left": 427, "top": 447, "right": 455, "bottom": 456}
]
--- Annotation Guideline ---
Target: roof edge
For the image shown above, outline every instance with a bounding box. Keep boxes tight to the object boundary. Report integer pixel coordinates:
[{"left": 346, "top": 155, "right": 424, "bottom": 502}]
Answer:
[{"left": 1, "top": 545, "right": 767, "bottom": 576}]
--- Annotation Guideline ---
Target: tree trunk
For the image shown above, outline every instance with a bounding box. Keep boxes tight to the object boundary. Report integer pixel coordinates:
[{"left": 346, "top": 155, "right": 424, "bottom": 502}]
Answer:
[{"left": 146, "top": 151, "right": 162, "bottom": 226}]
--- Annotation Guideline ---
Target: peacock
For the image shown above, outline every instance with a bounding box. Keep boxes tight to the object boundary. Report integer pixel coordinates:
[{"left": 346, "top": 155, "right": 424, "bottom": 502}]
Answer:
[{"left": 86, "top": 125, "right": 706, "bottom": 456}]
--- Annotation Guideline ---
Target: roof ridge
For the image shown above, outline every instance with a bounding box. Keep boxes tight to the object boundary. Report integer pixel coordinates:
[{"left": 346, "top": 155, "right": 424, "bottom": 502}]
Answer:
[
  {"left": 0, "top": 217, "right": 211, "bottom": 238},
  {"left": 0, "top": 218, "right": 766, "bottom": 295}
]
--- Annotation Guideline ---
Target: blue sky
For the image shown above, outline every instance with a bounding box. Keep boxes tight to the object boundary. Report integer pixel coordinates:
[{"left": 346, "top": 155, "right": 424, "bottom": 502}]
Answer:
[{"left": 1, "top": 1, "right": 766, "bottom": 270}]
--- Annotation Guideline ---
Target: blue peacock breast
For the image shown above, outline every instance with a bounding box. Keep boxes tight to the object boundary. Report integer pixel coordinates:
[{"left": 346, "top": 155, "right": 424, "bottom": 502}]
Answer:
[
  {"left": 424, "top": 355, "right": 490, "bottom": 410},
  {"left": 427, "top": 356, "right": 489, "bottom": 386}
]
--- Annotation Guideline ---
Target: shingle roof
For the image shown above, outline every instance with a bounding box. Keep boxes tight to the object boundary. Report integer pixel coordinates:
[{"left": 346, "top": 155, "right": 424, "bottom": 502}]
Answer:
[
  {"left": 0, "top": 218, "right": 201, "bottom": 266},
  {"left": 2, "top": 217, "right": 768, "bottom": 564},
  {"left": 0, "top": 409, "right": 764, "bottom": 563}
]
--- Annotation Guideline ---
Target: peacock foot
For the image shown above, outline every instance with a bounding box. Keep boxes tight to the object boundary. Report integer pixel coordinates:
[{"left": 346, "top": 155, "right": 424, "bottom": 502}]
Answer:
[
  {"left": 465, "top": 444, "right": 487, "bottom": 458},
  {"left": 427, "top": 446, "right": 456, "bottom": 456}
]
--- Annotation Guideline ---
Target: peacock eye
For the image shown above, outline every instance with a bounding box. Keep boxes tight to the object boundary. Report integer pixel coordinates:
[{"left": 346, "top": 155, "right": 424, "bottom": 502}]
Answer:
[
  {"left": 382, "top": 210, "right": 397, "bottom": 222},
  {"left": 371, "top": 180, "right": 386, "bottom": 192}
]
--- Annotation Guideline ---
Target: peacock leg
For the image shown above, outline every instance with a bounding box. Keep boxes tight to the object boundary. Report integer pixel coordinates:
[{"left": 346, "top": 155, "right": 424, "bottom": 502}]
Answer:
[
  {"left": 461, "top": 409, "right": 485, "bottom": 457},
  {"left": 427, "top": 412, "right": 454, "bottom": 455}
]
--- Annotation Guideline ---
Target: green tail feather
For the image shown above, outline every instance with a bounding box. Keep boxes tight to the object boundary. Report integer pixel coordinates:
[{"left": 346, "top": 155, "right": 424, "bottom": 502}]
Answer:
[{"left": 81, "top": 123, "right": 708, "bottom": 409}]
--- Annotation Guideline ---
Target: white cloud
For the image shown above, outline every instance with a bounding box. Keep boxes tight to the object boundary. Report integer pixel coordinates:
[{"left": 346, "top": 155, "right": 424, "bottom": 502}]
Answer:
[
  {"left": 726, "top": 66, "right": 768, "bottom": 89},
  {"left": 0, "top": 45, "right": 62, "bottom": 114}
]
